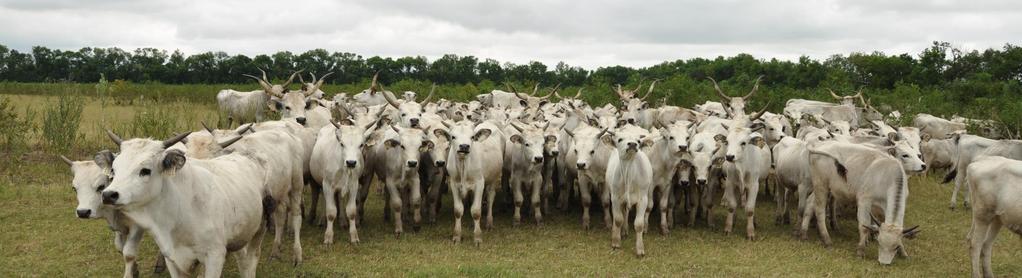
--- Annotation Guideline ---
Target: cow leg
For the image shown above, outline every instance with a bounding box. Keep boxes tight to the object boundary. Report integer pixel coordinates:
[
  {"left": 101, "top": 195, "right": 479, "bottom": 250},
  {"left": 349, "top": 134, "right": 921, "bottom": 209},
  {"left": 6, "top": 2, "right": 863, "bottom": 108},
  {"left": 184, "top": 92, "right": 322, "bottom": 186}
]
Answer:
[
  {"left": 635, "top": 197, "right": 650, "bottom": 257},
  {"left": 744, "top": 180, "right": 759, "bottom": 241},
  {"left": 485, "top": 181, "right": 497, "bottom": 229},
  {"left": 357, "top": 174, "right": 372, "bottom": 225},
  {"left": 659, "top": 185, "right": 672, "bottom": 235},
  {"left": 511, "top": 176, "right": 524, "bottom": 227},
  {"left": 427, "top": 174, "right": 444, "bottom": 224},
  {"left": 688, "top": 184, "right": 699, "bottom": 227},
  {"left": 450, "top": 184, "right": 464, "bottom": 243},
  {"left": 202, "top": 249, "right": 227, "bottom": 278},
  {"left": 289, "top": 176, "right": 304, "bottom": 266},
  {"left": 410, "top": 179, "right": 423, "bottom": 232},
  {"left": 812, "top": 191, "right": 833, "bottom": 247},
  {"left": 795, "top": 182, "right": 809, "bottom": 229},
  {"left": 982, "top": 219, "right": 1001, "bottom": 278},
  {"left": 239, "top": 226, "right": 266, "bottom": 278},
  {"left": 611, "top": 198, "right": 625, "bottom": 249},
  {"left": 385, "top": 181, "right": 403, "bottom": 237},
  {"left": 471, "top": 181, "right": 485, "bottom": 246},
  {"left": 121, "top": 226, "right": 143, "bottom": 278},
  {"left": 722, "top": 179, "right": 737, "bottom": 236},
  {"left": 602, "top": 184, "right": 614, "bottom": 230},
  {"left": 855, "top": 199, "right": 873, "bottom": 258},
  {"left": 153, "top": 253, "right": 166, "bottom": 274},
  {"left": 269, "top": 204, "right": 287, "bottom": 261},
  {"left": 323, "top": 181, "right": 338, "bottom": 245},
  {"left": 344, "top": 180, "right": 361, "bottom": 244},
  {"left": 776, "top": 187, "right": 789, "bottom": 225},
  {"left": 307, "top": 180, "right": 321, "bottom": 225},
  {"left": 951, "top": 168, "right": 965, "bottom": 209},
  {"left": 580, "top": 180, "right": 593, "bottom": 230},
  {"left": 532, "top": 178, "right": 544, "bottom": 225}
]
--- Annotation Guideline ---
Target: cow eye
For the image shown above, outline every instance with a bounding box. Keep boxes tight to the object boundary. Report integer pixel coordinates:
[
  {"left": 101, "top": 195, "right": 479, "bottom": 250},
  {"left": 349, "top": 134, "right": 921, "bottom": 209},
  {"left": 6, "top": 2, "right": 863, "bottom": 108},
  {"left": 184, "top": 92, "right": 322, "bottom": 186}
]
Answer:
[
  {"left": 285, "top": 107, "right": 291, "bottom": 110},
  {"left": 741, "top": 142, "right": 747, "bottom": 146},
  {"left": 525, "top": 143, "right": 531, "bottom": 147},
  {"left": 590, "top": 150, "right": 595, "bottom": 154},
  {"left": 902, "top": 154, "right": 909, "bottom": 158},
  {"left": 96, "top": 184, "right": 106, "bottom": 192},
  {"left": 401, "top": 113, "right": 406, "bottom": 117},
  {"left": 140, "top": 168, "right": 151, "bottom": 176},
  {"left": 72, "top": 187, "right": 77, "bottom": 192},
  {"left": 574, "top": 149, "right": 578, "bottom": 153},
  {"left": 669, "top": 136, "right": 675, "bottom": 140},
  {"left": 617, "top": 139, "right": 622, "bottom": 142}
]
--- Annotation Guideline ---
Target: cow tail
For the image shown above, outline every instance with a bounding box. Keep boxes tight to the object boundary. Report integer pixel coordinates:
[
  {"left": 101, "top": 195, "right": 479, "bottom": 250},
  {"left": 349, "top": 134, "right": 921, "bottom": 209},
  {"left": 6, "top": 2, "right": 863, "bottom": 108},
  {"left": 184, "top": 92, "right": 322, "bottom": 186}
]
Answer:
[
  {"left": 942, "top": 169, "right": 957, "bottom": 184},
  {"left": 262, "top": 194, "right": 277, "bottom": 230}
]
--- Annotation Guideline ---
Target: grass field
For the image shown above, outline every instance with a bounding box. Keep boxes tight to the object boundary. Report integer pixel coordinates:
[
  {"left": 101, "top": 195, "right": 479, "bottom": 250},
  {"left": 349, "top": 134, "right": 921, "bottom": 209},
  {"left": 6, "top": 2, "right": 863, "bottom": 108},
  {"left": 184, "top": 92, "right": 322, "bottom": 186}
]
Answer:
[{"left": 1, "top": 92, "right": 1021, "bottom": 277}]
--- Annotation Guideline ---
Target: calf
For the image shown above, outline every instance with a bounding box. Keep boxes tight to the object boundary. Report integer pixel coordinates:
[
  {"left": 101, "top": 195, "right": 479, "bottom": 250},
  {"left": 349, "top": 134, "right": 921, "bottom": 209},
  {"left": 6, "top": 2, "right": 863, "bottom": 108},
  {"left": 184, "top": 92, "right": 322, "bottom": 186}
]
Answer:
[
  {"left": 965, "top": 155, "right": 1022, "bottom": 278},
  {"left": 604, "top": 124, "right": 655, "bottom": 257},
  {"left": 100, "top": 131, "right": 270, "bottom": 277},
  {"left": 62, "top": 154, "right": 166, "bottom": 277}
]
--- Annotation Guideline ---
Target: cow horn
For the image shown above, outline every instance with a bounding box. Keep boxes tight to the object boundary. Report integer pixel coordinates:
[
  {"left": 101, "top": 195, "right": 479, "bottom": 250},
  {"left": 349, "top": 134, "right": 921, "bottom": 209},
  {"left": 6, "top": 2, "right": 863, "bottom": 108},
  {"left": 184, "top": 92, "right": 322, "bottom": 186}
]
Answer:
[
  {"left": 106, "top": 129, "right": 124, "bottom": 145},
  {"left": 531, "top": 83, "right": 540, "bottom": 96},
  {"left": 707, "top": 77, "right": 730, "bottom": 102},
  {"left": 828, "top": 88, "right": 842, "bottom": 100},
  {"left": 259, "top": 68, "right": 270, "bottom": 84},
  {"left": 903, "top": 225, "right": 920, "bottom": 239},
  {"left": 510, "top": 122, "right": 525, "bottom": 133},
  {"left": 369, "top": 72, "right": 381, "bottom": 93},
  {"left": 242, "top": 73, "right": 272, "bottom": 92},
  {"left": 162, "top": 132, "right": 191, "bottom": 148},
  {"left": 336, "top": 102, "right": 354, "bottom": 118},
  {"left": 632, "top": 79, "right": 644, "bottom": 95},
  {"left": 281, "top": 69, "right": 303, "bottom": 89},
  {"left": 870, "top": 214, "right": 882, "bottom": 227},
  {"left": 310, "top": 72, "right": 318, "bottom": 84},
  {"left": 564, "top": 127, "right": 575, "bottom": 137},
  {"left": 640, "top": 79, "right": 658, "bottom": 101},
  {"left": 316, "top": 72, "right": 333, "bottom": 87},
  {"left": 218, "top": 135, "right": 244, "bottom": 149},
  {"left": 382, "top": 90, "right": 402, "bottom": 108},
  {"left": 749, "top": 100, "right": 771, "bottom": 122},
  {"left": 331, "top": 120, "right": 341, "bottom": 129},
  {"left": 235, "top": 123, "right": 253, "bottom": 135},
  {"left": 201, "top": 121, "right": 214, "bottom": 133},
  {"left": 742, "top": 75, "right": 763, "bottom": 100},
  {"left": 421, "top": 84, "right": 436, "bottom": 104},
  {"left": 59, "top": 155, "right": 74, "bottom": 166},
  {"left": 615, "top": 84, "right": 625, "bottom": 98},
  {"left": 574, "top": 88, "right": 583, "bottom": 99},
  {"left": 298, "top": 73, "right": 306, "bottom": 84},
  {"left": 596, "top": 128, "right": 608, "bottom": 139},
  {"left": 538, "top": 85, "right": 558, "bottom": 100}
]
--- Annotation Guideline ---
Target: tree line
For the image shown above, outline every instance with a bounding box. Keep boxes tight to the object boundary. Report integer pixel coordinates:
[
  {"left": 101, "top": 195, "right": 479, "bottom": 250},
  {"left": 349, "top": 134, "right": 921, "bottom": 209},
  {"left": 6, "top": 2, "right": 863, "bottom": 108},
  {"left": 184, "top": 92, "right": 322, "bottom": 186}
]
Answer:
[{"left": 1, "top": 41, "right": 1020, "bottom": 93}]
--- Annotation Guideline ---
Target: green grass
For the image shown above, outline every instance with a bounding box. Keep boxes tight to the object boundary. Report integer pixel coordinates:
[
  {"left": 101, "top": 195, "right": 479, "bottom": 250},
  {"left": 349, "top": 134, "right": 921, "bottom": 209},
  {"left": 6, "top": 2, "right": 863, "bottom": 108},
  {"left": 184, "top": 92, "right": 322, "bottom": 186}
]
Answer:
[{"left": 2, "top": 91, "right": 1021, "bottom": 276}]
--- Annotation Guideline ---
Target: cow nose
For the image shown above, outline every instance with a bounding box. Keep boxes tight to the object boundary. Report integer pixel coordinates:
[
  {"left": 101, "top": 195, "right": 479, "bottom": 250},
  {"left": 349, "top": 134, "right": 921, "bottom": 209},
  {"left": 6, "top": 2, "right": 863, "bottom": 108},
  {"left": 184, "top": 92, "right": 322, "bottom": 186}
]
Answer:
[
  {"left": 410, "top": 118, "right": 420, "bottom": 127},
  {"left": 725, "top": 155, "right": 735, "bottom": 162},
  {"left": 102, "top": 191, "right": 119, "bottom": 204},
  {"left": 76, "top": 209, "right": 91, "bottom": 219},
  {"left": 627, "top": 142, "right": 637, "bottom": 148},
  {"left": 696, "top": 179, "right": 707, "bottom": 185},
  {"left": 627, "top": 119, "right": 635, "bottom": 124},
  {"left": 296, "top": 117, "right": 307, "bottom": 125},
  {"left": 576, "top": 162, "right": 587, "bottom": 169},
  {"left": 678, "top": 145, "right": 688, "bottom": 152},
  {"left": 345, "top": 160, "right": 357, "bottom": 168},
  {"left": 534, "top": 157, "right": 544, "bottom": 163},
  {"left": 551, "top": 150, "right": 559, "bottom": 156},
  {"left": 458, "top": 144, "right": 470, "bottom": 152},
  {"left": 407, "top": 161, "right": 418, "bottom": 168},
  {"left": 435, "top": 160, "right": 446, "bottom": 167},
  {"left": 920, "top": 164, "right": 927, "bottom": 170}
]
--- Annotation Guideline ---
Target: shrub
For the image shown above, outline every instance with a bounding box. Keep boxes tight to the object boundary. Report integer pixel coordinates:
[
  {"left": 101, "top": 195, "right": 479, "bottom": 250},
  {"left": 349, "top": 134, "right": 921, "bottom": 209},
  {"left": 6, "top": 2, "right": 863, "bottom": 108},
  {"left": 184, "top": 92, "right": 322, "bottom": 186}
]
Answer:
[
  {"left": 41, "top": 94, "right": 84, "bottom": 152},
  {"left": 0, "top": 96, "right": 36, "bottom": 154}
]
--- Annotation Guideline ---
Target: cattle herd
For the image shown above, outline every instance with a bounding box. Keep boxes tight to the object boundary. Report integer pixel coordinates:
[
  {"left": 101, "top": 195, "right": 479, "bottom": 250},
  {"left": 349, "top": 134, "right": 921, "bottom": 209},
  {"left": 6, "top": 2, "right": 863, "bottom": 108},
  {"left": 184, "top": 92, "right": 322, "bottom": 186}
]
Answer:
[{"left": 58, "top": 70, "right": 1021, "bottom": 277}]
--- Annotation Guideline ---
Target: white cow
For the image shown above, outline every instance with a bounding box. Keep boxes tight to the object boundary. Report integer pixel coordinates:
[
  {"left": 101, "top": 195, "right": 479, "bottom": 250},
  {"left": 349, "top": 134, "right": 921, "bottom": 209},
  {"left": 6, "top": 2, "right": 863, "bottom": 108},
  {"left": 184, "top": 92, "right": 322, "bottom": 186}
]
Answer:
[
  {"left": 719, "top": 112, "right": 771, "bottom": 240},
  {"left": 310, "top": 117, "right": 381, "bottom": 245},
  {"left": 684, "top": 131, "right": 725, "bottom": 227},
  {"left": 365, "top": 125, "right": 431, "bottom": 235},
  {"left": 100, "top": 131, "right": 270, "bottom": 277},
  {"left": 707, "top": 76, "right": 763, "bottom": 116},
  {"left": 965, "top": 155, "right": 1022, "bottom": 278},
  {"left": 943, "top": 134, "right": 998, "bottom": 209},
  {"left": 434, "top": 120, "right": 504, "bottom": 245},
  {"left": 802, "top": 142, "right": 922, "bottom": 265},
  {"left": 914, "top": 113, "right": 966, "bottom": 140},
  {"left": 604, "top": 124, "right": 654, "bottom": 257},
  {"left": 920, "top": 134, "right": 957, "bottom": 176},
  {"left": 62, "top": 153, "right": 166, "bottom": 277},
  {"left": 645, "top": 120, "right": 691, "bottom": 234},
  {"left": 503, "top": 121, "right": 555, "bottom": 225}
]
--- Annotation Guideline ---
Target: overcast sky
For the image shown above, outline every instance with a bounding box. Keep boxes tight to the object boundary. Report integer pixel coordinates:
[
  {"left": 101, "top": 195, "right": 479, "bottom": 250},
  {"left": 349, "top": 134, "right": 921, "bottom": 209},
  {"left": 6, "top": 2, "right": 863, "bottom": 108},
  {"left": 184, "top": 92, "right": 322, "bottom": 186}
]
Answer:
[{"left": 1, "top": 0, "right": 1020, "bottom": 69}]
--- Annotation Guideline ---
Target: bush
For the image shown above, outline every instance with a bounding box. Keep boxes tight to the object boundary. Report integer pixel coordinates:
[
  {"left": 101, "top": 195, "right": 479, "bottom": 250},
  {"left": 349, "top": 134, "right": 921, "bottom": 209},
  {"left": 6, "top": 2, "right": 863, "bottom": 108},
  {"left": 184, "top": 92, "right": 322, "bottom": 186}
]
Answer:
[
  {"left": 41, "top": 94, "right": 84, "bottom": 152},
  {"left": 0, "top": 96, "right": 36, "bottom": 154}
]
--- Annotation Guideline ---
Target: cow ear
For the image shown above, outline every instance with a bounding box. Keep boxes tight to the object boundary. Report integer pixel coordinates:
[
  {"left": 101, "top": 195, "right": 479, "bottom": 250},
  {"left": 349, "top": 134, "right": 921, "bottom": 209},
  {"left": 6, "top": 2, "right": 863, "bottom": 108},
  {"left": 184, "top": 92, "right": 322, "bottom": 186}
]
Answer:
[
  {"left": 600, "top": 133, "right": 615, "bottom": 147},
  {"left": 519, "top": 100, "right": 528, "bottom": 107},
  {"left": 473, "top": 128, "right": 492, "bottom": 141},
  {"left": 272, "top": 100, "right": 284, "bottom": 112},
  {"left": 385, "top": 139, "right": 401, "bottom": 148},
  {"left": 94, "top": 150, "right": 116, "bottom": 173},
  {"left": 364, "top": 131, "right": 383, "bottom": 147},
  {"left": 161, "top": 149, "right": 186, "bottom": 175},
  {"left": 305, "top": 100, "right": 315, "bottom": 110},
  {"left": 887, "top": 132, "right": 902, "bottom": 142},
  {"left": 886, "top": 146, "right": 897, "bottom": 156},
  {"left": 712, "top": 156, "right": 725, "bottom": 166},
  {"left": 545, "top": 135, "right": 557, "bottom": 144},
  {"left": 720, "top": 123, "right": 730, "bottom": 131},
  {"left": 714, "top": 134, "right": 727, "bottom": 143},
  {"left": 641, "top": 137, "right": 656, "bottom": 148},
  {"left": 750, "top": 122, "right": 765, "bottom": 131},
  {"left": 587, "top": 118, "right": 600, "bottom": 127},
  {"left": 752, "top": 136, "right": 766, "bottom": 148},
  {"left": 433, "top": 128, "right": 450, "bottom": 140},
  {"left": 510, "top": 134, "right": 524, "bottom": 144},
  {"left": 616, "top": 120, "right": 627, "bottom": 128},
  {"left": 423, "top": 140, "right": 434, "bottom": 151}
]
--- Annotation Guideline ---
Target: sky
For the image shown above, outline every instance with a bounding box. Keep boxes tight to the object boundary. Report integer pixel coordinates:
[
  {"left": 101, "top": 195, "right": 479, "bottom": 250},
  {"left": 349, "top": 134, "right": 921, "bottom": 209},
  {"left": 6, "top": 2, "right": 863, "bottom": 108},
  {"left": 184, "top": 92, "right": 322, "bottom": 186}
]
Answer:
[{"left": 1, "top": 0, "right": 1020, "bottom": 69}]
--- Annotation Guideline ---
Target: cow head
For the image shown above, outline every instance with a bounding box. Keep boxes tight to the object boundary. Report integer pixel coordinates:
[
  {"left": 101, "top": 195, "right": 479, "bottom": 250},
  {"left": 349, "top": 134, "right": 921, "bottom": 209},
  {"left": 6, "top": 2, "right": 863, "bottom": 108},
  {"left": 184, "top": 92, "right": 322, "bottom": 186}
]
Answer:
[
  {"left": 243, "top": 69, "right": 301, "bottom": 100},
  {"left": 659, "top": 120, "right": 693, "bottom": 153},
  {"left": 866, "top": 216, "right": 920, "bottom": 265},
  {"left": 332, "top": 115, "right": 383, "bottom": 169},
  {"left": 509, "top": 121, "right": 550, "bottom": 164},
  {"left": 181, "top": 123, "right": 246, "bottom": 159},
  {"left": 820, "top": 117, "right": 852, "bottom": 136},
  {"left": 380, "top": 125, "right": 431, "bottom": 169},
  {"left": 602, "top": 124, "right": 653, "bottom": 160},
  {"left": 618, "top": 80, "right": 657, "bottom": 125},
  {"left": 721, "top": 104, "right": 769, "bottom": 162},
  {"left": 885, "top": 132, "right": 926, "bottom": 172},
  {"left": 759, "top": 112, "right": 789, "bottom": 145},
  {"left": 99, "top": 130, "right": 190, "bottom": 207},
  {"left": 62, "top": 153, "right": 111, "bottom": 219},
  {"left": 827, "top": 89, "right": 862, "bottom": 106},
  {"left": 383, "top": 82, "right": 434, "bottom": 129},
  {"left": 433, "top": 121, "right": 493, "bottom": 163},
  {"left": 569, "top": 124, "right": 605, "bottom": 170},
  {"left": 508, "top": 83, "right": 556, "bottom": 109},
  {"left": 707, "top": 76, "right": 762, "bottom": 117}
]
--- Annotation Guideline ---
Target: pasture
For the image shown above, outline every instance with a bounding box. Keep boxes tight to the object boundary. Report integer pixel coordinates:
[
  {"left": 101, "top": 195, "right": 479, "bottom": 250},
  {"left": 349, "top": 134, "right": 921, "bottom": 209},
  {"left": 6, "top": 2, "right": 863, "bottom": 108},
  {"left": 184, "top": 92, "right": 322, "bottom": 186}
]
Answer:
[{"left": 1, "top": 89, "right": 1020, "bottom": 276}]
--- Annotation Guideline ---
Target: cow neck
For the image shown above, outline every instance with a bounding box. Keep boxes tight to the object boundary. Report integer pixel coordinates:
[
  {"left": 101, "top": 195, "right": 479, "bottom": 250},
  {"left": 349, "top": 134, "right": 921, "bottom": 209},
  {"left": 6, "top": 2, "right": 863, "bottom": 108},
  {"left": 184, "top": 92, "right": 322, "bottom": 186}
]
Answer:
[
  {"left": 123, "top": 165, "right": 200, "bottom": 252},
  {"left": 883, "top": 170, "right": 908, "bottom": 227}
]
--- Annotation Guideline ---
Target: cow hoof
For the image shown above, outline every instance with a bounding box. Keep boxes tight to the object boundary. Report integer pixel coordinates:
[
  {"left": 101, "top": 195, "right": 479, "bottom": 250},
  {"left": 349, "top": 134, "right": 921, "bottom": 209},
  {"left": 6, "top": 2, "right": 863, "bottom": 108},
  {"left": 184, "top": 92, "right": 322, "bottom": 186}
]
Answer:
[
  {"left": 611, "top": 244, "right": 621, "bottom": 249},
  {"left": 636, "top": 251, "right": 646, "bottom": 258},
  {"left": 350, "top": 239, "right": 360, "bottom": 245},
  {"left": 153, "top": 265, "right": 165, "bottom": 274},
  {"left": 660, "top": 228, "right": 669, "bottom": 236},
  {"left": 452, "top": 236, "right": 461, "bottom": 244},
  {"left": 856, "top": 248, "right": 866, "bottom": 258},
  {"left": 474, "top": 239, "right": 482, "bottom": 247},
  {"left": 293, "top": 258, "right": 302, "bottom": 267},
  {"left": 413, "top": 225, "right": 421, "bottom": 233},
  {"left": 324, "top": 239, "right": 333, "bottom": 245},
  {"left": 395, "top": 232, "right": 402, "bottom": 239},
  {"left": 747, "top": 234, "right": 757, "bottom": 241}
]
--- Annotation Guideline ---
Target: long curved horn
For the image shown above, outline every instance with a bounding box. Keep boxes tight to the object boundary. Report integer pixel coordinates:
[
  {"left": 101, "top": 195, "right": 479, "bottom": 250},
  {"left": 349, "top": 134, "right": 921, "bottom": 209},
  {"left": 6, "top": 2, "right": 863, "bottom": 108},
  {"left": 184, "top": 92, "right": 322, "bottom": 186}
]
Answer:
[
  {"left": 218, "top": 135, "right": 244, "bottom": 149},
  {"left": 298, "top": 73, "right": 306, "bottom": 84},
  {"left": 235, "top": 123, "right": 253, "bottom": 135},
  {"left": 59, "top": 155, "right": 74, "bottom": 166},
  {"left": 615, "top": 84, "right": 625, "bottom": 98},
  {"left": 852, "top": 90, "right": 862, "bottom": 99},
  {"left": 441, "top": 120, "right": 454, "bottom": 129},
  {"left": 259, "top": 68, "right": 270, "bottom": 84},
  {"left": 421, "top": 84, "right": 436, "bottom": 104},
  {"left": 106, "top": 129, "right": 123, "bottom": 145},
  {"left": 315, "top": 72, "right": 333, "bottom": 88},
  {"left": 531, "top": 83, "right": 540, "bottom": 96},
  {"left": 707, "top": 77, "right": 730, "bottom": 102},
  {"left": 310, "top": 72, "right": 318, "bottom": 84},
  {"left": 201, "top": 121, "right": 214, "bottom": 133},
  {"left": 828, "top": 88, "right": 842, "bottom": 100},
  {"left": 336, "top": 102, "right": 354, "bottom": 118},
  {"left": 743, "top": 75, "right": 763, "bottom": 99},
  {"left": 331, "top": 120, "right": 341, "bottom": 129},
  {"left": 640, "top": 79, "right": 658, "bottom": 101},
  {"left": 162, "top": 132, "right": 191, "bottom": 148},
  {"left": 510, "top": 122, "right": 525, "bottom": 133},
  {"left": 382, "top": 90, "right": 402, "bottom": 108},
  {"left": 574, "top": 88, "right": 583, "bottom": 99},
  {"left": 596, "top": 128, "right": 609, "bottom": 139},
  {"left": 369, "top": 72, "right": 381, "bottom": 93},
  {"left": 242, "top": 73, "right": 272, "bottom": 92},
  {"left": 281, "top": 70, "right": 304, "bottom": 89},
  {"left": 749, "top": 100, "right": 772, "bottom": 122},
  {"left": 632, "top": 79, "right": 644, "bottom": 95},
  {"left": 564, "top": 127, "right": 575, "bottom": 137}
]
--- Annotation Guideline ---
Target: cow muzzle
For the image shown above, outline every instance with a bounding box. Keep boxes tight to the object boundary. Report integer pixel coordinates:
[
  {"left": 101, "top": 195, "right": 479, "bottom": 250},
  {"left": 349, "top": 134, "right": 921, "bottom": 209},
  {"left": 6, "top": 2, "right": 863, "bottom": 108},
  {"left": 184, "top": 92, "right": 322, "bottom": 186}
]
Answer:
[
  {"left": 458, "top": 144, "right": 470, "bottom": 154},
  {"left": 296, "top": 117, "right": 307, "bottom": 126},
  {"left": 345, "top": 160, "right": 358, "bottom": 168},
  {"left": 407, "top": 161, "right": 418, "bottom": 168},
  {"left": 725, "top": 155, "right": 736, "bottom": 162},
  {"left": 76, "top": 209, "right": 91, "bottom": 219},
  {"left": 435, "top": 160, "right": 446, "bottom": 167},
  {"left": 576, "top": 162, "right": 587, "bottom": 170},
  {"left": 533, "top": 156, "right": 544, "bottom": 163},
  {"left": 678, "top": 145, "right": 688, "bottom": 152},
  {"left": 102, "top": 191, "right": 119, "bottom": 205},
  {"left": 409, "top": 118, "right": 420, "bottom": 128}
]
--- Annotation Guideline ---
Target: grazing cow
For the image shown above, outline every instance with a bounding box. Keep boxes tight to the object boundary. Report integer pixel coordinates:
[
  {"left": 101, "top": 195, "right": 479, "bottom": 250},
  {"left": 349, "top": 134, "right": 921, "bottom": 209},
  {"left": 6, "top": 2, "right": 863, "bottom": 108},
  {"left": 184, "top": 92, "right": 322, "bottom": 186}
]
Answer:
[
  {"left": 434, "top": 120, "right": 504, "bottom": 245},
  {"left": 707, "top": 76, "right": 763, "bottom": 116},
  {"left": 943, "top": 134, "right": 998, "bottom": 209},
  {"left": 802, "top": 142, "right": 922, "bottom": 265},
  {"left": 570, "top": 123, "right": 616, "bottom": 229},
  {"left": 914, "top": 113, "right": 966, "bottom": 140},
  {"left": 62, "top": 153, "right": 166, "bottom": 278},
  {"left": 100, "top": 131, "right": 271, "bottom": 277},
  {"left": 310, "top": 117, "right": 381, "bottom": 245},
  {"left": 920, "top": 134, "right": 956, "bottom": 176},
  {"left": 365, "top": 125, "right": 431, "bottom": 236},
  {"left": 965, "top": 155, "right": 1022, "bottom": 278},
  {"left": 181, "top": 128, "right": 306, "bottom": 265},
  {"left": 503, "top": 121, "right": 555, "bottom": 225},
  {"left": 718, "top": 108, "right": 771, "bottom": 240},
  {"left": 604, "top": 124, "right": 654, "bottom": 257}
]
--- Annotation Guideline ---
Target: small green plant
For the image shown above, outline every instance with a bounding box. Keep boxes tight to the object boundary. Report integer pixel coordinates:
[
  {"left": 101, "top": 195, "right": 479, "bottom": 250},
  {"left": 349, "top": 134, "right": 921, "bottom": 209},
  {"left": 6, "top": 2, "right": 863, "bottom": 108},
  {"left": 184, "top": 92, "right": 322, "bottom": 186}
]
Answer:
[
  {"left": 0, "top": 96, "right": 36, "bottom": 154},
  {"left": 41, "top": 94, "right": 85, "bottom": 152},
  {"left": 95, "top": 74, "right": 109, "bottom": 107}
]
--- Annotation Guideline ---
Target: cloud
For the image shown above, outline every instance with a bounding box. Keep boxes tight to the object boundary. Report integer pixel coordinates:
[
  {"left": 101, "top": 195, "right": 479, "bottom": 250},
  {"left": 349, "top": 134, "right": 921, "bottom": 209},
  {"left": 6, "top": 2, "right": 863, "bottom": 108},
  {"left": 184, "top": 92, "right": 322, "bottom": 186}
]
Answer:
[{"left": 0, "top": 0, "right": 1020, "bottom": 69}]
